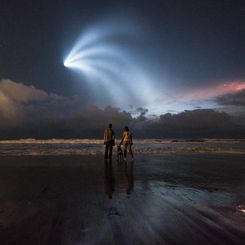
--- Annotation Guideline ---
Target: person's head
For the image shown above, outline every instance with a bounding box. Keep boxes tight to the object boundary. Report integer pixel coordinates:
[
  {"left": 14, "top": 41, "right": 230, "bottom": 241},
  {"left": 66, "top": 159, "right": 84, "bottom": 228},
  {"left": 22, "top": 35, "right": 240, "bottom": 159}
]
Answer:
[
  {"left": 108, "top": 123, "right": 112, "bottom": 128},
  {"left": 124, "top": 126, "right": 129, "bottom": 131}
]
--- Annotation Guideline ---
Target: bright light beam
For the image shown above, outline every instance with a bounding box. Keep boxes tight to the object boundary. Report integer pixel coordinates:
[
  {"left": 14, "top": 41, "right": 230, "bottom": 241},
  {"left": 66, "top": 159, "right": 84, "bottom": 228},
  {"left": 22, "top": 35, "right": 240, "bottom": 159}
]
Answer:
[{"left": 64, "top": 19, "right": 160, "bottom": 108}]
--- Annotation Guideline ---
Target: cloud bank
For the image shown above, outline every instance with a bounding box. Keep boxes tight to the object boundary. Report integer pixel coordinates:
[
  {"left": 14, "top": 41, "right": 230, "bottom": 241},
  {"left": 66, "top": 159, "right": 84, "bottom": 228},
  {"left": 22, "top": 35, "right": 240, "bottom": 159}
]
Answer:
[
  {"left": 0, "top": 79, "right": 78, "bottom": 127},
  {"left": 216, "top": 89, "right": 245, "bottom": 106},
  {"left": 1, "top": 79, "right": 245, "bottom": 139}
]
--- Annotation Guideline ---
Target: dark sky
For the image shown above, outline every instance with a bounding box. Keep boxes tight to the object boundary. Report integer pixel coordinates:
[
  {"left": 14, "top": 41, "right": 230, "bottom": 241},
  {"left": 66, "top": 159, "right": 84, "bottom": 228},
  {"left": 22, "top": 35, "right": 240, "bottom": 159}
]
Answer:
[
  {"left": 0, "top": 0, "right": 245, "bottom": 138},
  {"left": 1, "top": 0, "right": 245, "bottom": 92}
]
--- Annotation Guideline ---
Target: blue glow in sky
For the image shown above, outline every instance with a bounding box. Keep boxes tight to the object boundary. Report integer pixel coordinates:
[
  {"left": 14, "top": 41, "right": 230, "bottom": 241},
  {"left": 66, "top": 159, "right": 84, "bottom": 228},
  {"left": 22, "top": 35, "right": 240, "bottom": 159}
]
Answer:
[
  {"left": 64, "top": 19, "right": 164, "bottom": 112},
  {"left": 63, "top": 17, "right": 245, "bottom": 116},
  {"left": 1, "top": 1, "right": 245, "bottom": 117}
]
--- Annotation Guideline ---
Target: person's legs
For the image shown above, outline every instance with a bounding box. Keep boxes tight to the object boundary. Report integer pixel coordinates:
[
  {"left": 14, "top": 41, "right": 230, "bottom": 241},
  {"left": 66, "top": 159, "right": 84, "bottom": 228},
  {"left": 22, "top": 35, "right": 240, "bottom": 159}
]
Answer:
[
  {"left": 104, "top": 144, "right": 109, "bottom": 159},
  {"left": 109, "top": 143, "right": 113, "bottom": 159},
  {"left": 129, "top": 144, "right": 134, "bottom": 159},
  {"left": 124, "top": 143, "right": 128, "bottom": 159}
]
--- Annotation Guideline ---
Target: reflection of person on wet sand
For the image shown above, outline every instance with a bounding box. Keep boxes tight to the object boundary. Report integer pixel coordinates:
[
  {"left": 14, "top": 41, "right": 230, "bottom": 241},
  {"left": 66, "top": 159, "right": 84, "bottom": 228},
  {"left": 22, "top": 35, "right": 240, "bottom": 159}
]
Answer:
[
  {"left": 117, "top": 160, "right": 134, "bottom": 196},
  {"left": 124, "top": 162, "right": 134, "bottom": 195},
  {"left": 104, "top": 160, "right": 115, "bottom": 199},
  {"left": 120, "top": 126, "right": 134, "bottom": 161}
]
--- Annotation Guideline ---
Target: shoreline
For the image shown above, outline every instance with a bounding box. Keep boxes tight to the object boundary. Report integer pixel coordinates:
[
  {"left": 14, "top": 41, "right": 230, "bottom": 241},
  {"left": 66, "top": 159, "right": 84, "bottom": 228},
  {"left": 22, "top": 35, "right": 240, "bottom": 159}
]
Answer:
[{"left": 0, "top": 139, "right": 245, "bottom": 156}]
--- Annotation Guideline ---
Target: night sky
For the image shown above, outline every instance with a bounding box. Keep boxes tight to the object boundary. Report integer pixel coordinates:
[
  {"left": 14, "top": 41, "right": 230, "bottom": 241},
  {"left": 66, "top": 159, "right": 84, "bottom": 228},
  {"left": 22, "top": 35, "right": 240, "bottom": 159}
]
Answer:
[{"left": 0, "top": 0, "right": 245, "bottom": 138}]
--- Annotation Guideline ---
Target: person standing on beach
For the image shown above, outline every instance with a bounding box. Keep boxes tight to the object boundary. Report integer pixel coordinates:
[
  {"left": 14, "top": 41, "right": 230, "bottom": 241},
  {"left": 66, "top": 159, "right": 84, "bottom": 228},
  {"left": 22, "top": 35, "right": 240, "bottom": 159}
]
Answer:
[
  {"left": 120, "top": 126, "right": 134, "bottom": 160},
  {"left": 104, "top": 123, "right": 115, "bottom": 160}
]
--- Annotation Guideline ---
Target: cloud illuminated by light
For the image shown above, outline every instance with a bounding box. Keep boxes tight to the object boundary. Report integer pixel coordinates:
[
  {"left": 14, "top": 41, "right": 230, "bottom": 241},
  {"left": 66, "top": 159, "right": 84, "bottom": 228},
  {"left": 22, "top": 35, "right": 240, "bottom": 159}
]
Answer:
[
  {"left": 63, "top": 19, "right": 245, "bottom": 115},
  {"left": 184, "top": 81, "right": 245, "bottom": 102},
  {"left": 146, "top": 80, "right": 245, "bottom": 115},
  {"left": 63, "top": 19, "right": 160, "bottom": 108}
]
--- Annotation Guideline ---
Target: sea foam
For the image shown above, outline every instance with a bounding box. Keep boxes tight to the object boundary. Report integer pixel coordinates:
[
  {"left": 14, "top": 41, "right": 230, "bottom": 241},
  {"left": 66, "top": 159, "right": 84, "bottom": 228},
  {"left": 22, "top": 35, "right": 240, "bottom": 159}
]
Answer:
[{"left": 0, "top": 139, "right": 245, "bottom": 156}]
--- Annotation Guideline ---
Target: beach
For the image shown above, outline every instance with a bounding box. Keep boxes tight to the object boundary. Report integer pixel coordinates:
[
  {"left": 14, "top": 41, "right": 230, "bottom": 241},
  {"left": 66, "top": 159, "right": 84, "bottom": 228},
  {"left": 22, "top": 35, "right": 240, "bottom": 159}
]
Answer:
[{"left": 0, "top": 151, "right": 245, "bottom": 244}]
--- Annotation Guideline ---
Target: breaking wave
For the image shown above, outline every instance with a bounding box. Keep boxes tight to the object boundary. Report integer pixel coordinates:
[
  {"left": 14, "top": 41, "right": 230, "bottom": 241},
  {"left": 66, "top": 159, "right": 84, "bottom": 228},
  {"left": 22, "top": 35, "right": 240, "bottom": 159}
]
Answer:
[{"left": 0, "top": 139, "right": 245, "bottom": 156}]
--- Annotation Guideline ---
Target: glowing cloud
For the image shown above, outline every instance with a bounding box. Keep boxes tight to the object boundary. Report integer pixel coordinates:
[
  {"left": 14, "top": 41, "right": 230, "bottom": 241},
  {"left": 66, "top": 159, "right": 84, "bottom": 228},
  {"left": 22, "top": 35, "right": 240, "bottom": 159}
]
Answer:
[
  {"left": 64, "top": 19, "right": 159, "bottom": 108},
  {"left": 145, "top": 81, "right": 245, "bottom": 115},
  {"left": 183, "top": 81, "right": 245, "bottom": 102},
  {"left": 64, "top": 20, "right": 245, "bottom": 115}
]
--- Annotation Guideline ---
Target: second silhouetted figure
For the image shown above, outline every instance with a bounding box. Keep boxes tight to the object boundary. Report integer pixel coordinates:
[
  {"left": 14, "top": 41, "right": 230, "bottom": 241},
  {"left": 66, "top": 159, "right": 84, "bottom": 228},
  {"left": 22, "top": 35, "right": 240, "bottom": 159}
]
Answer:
[{"left": 120, "top": 126, "right": 134, "bottom": 161}]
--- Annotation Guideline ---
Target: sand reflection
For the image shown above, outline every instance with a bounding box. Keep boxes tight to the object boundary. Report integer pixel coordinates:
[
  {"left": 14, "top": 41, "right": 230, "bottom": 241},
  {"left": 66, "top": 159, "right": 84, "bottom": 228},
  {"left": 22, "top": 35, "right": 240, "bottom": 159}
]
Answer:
[
  {"left": 104, "top": 160, "right": 134, "bottom": 198},
  {"left": 104, "top": 160, "right": 115, "bottom": 199}
]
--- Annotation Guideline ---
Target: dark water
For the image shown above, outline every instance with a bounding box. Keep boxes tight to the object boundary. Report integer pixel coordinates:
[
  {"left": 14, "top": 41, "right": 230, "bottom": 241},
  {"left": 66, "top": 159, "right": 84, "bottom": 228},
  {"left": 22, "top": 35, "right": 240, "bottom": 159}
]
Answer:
[
  {"left": 0, "top": 139, "right": 245, "bottom": 155},
  {"left": 0, "top": 154, "right": 244, "bottom": 244}
]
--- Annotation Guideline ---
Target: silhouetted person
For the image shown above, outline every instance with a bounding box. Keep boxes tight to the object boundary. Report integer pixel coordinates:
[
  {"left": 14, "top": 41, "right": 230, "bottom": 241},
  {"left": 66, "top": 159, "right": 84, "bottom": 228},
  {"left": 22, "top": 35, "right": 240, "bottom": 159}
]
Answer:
[
  {"left": 104, "top": 123, "right": 115, "bottom": 160},
  {"left": 120, "top": 126, "right": 134, "bottom": 160}
]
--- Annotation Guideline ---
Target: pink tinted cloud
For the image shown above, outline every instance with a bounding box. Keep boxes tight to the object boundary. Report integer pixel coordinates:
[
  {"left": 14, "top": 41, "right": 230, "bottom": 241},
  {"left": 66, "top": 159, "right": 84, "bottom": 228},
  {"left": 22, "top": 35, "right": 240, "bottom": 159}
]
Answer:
[{"left": 183, "top": 81, "right": 245, "bottom": 102}]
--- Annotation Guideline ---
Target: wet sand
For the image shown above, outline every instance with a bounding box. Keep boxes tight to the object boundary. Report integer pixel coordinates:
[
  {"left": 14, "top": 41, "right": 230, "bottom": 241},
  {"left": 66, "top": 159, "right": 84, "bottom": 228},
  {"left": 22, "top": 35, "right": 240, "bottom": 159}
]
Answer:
[{"left": 0, "top": 154, "right": 245, "bottom": 244}]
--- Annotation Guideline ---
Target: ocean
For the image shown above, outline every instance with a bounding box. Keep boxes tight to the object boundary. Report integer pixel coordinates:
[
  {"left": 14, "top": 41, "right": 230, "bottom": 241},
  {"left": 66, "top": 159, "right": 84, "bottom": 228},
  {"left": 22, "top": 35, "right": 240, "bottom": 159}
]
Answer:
[{"left": 0, "top": 138, "right": 245, "bottom": 156}]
